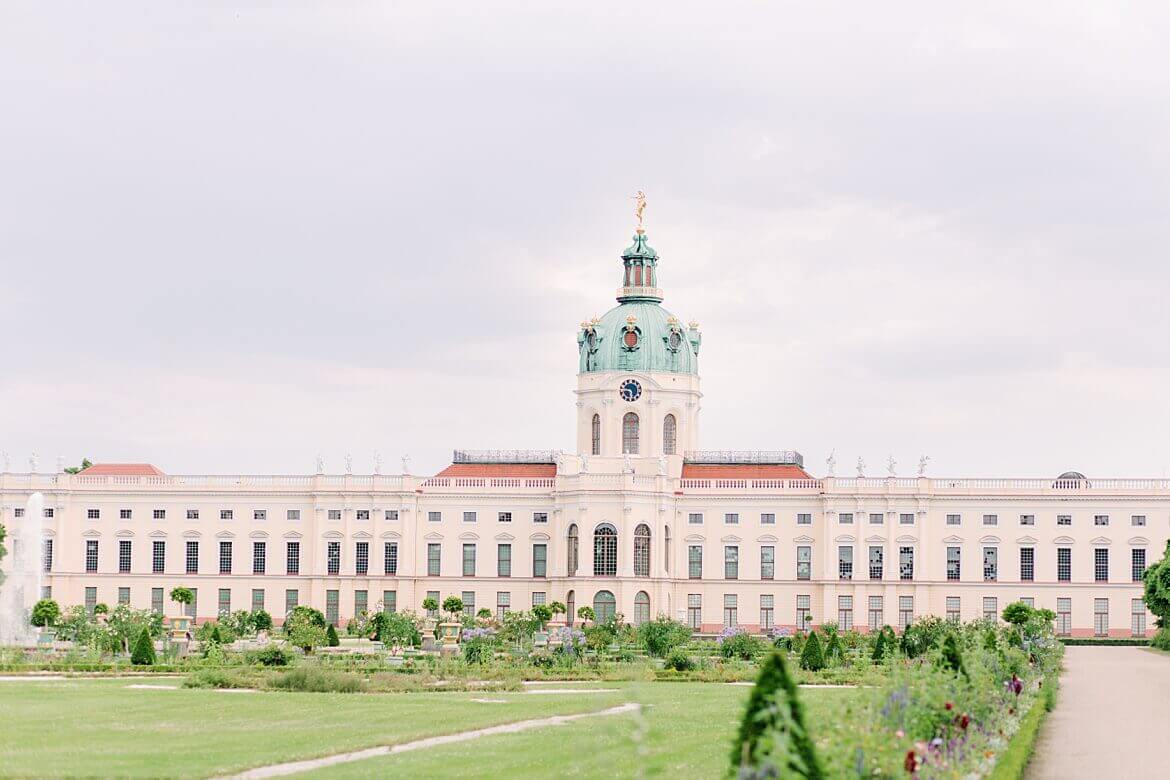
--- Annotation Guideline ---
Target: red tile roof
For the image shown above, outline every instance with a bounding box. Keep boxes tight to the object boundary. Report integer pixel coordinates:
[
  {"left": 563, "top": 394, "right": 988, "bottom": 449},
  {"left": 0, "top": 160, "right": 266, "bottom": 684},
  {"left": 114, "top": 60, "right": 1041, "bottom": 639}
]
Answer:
[
  {"left": 681, "top": 464, "right": 812, "bottom": 480},
  {"left": 79, "top": 463, "right": 166, "bottom": 476},
  {"left": 435, "top": 463, "right": 557, "bottom": 478}
]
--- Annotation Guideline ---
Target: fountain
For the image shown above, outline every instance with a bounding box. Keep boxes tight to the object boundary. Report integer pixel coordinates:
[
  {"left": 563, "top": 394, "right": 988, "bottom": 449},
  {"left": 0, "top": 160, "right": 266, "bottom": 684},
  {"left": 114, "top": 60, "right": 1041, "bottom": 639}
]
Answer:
[{"left": 0, "top": 492, "right": 43, "bottom": 646}]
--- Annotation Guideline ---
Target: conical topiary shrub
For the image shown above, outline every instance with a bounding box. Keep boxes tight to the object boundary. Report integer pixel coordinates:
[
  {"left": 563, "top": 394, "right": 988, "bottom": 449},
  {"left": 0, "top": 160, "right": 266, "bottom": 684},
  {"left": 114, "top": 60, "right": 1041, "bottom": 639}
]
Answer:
[
  {"left": 731, "top": 650, "right": 825, "bottom": 778},
  {"left": 326, "top": 623, "right": 340, "bottom": 647},
  {"left": 825, "top": 632, "right": 842, "bottom": 664},
  {"left": 799, "top": 631, "right": 825, "bottom": 672},
  {"left": 871, "top": 628, "right": 888, "bottom": 663},
  {"left": 939, "top": 633, "right": 967, "bottom": 678},
  {"left": 131, "top": 627, "right": 156, "bottom": 666}
]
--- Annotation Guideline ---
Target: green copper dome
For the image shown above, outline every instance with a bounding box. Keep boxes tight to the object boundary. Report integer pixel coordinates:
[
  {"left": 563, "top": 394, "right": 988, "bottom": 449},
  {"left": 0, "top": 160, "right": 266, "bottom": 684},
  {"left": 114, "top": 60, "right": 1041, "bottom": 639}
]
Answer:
[{"left": 577, "top": 231, "right": 701, "bottom": 375}]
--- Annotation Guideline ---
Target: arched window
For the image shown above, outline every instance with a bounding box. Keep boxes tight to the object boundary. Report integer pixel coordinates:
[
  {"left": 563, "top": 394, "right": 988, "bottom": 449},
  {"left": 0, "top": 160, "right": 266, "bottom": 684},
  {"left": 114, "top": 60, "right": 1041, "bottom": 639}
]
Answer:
[
  {"left": 622, "top": 413, "right": 640, "bottom": 454},
  {"left": 593, "top": 523, "right": 617, "bottom": 576},
  {"left": 634, "top": 523, "right": 651, "bottom": 577},
  {"left": 593, "top": 590, "right": 616, "bottom": 623},
  {"left": 664, "top": 524, "right": 671, "bottom": 574},
  {"left": 567, "top": 524, "right": 579, "bottom": 576},
  {"left": 634, "top": 591, "right": 650, "bottom": 625},
  {"left": 663, "top": 414, "right": 677, "bottom": 455},
  {"left": 591, "top": 414, "right": 601, "bottom": 455},
  {"left": 566, "top": 589, "right": 575, "bottom": 627}
]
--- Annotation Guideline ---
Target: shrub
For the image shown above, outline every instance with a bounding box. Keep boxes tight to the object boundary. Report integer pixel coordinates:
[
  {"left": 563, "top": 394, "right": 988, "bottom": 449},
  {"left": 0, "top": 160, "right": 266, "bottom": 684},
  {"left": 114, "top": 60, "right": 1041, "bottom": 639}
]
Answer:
[
  {"left": 326, "top": 624, "right": 340, "bottom": 647},
  {"left": 268, "top": 667, "right": 362, "bottom": 693},
  {"left": 93, "top": 603, "right": 110, "bottom": 616},
  {"left": 799, "top": 632, "right": 825, "bottom": 672},
  {"left": 637, "top": 616, "right": 692, "bottom": 658},
  {"left": 247, "top": 645, "right": 293, "bottom": 666},
  {"left": 476, "top": 608, "right": 492, "bottom": 620},
  {"left": 719, "top": 627, "right": 767, "bottom": 661},
  {"left": 31, "top": 599, "right": 60, "bottom": 628},
  {"left": 529, "top": 649, "right": 555, "bottom": 668},
  {"left": 1002, "top": 601, "right": 1033, "bottom": 627},
  {"left": 284, "top": 606, "right": 328, "bottom": 653},
  {"left": 939, "top": 632, "right": 967, "bottom": 678},
  {"left": 252, "top": 609, "right": 273, "bottom": 632},
  {"left": 732, "top": 650, "right": 824, "bottom": 778},
  {"left": 462, "top": 627, "right": 497, "bottom": 664},
  {"left": 183, "top": 668, "right": 253, "bottom": 689},
  {"left": 370, "top": 611, "right": 421, "bottom": 647},
  {"left": 130, "top": 627, "right": 156, "bottom": 666},
  {"left": 824, "top": 632, "right": 842, "bottom": 664},
  {"left": 870, "top": 629, "right": 890, "bottom": 662},
  {"left": 664, "top": 648, "right": 696, "bottom": 671},
  {"left": 1151, "top": 628, "right": 1170, "bottom": 651}
]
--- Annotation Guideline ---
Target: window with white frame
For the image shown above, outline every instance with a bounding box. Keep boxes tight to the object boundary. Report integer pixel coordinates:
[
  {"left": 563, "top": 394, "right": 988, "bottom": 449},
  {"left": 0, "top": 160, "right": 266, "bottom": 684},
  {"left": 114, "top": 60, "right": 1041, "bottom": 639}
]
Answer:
[
  {"left": 287, "top": 510, "right": 301, "bottom": 521},
  {"left": 251, "top": 588, "right": 266, "bottom": 614},
  {"left": 497, "top": 543, "right": 512, "bottom": 577},
  {"left": 1132, "top": 548, "right": 1147, "bottom": 582},
  {"left": 591, "top": 414, "right": 601, "bottom": 455},
  {"left": 219, "top": 588, "right": 232, "bottom": 618},
  {"left": 687, "top": 594, "right": 702, "bottom": 629},
  {"left": 325, "top": 589, "right": 339, "bottom": 626},
  {"left": 43, "top": 507, "right": 53, "bottom": 519},
  {"left": 219, "top": 541, "right": 232, "bottom": 574},
  {"left": 797, "top": 513, "right": 812, "bottom": 525},
  {"left": 622, "top": 412, "right": 640, "bottom": 454},
  {"left": 1131, "top": 515, "right": 1146, "bottom": 527},
  {"left": 723, "top": 594, "right": 737, "bottom": 627},
  {"left": 385, "top": 510, "right": 398, "bottom": 521},
  {"left": 1020, "top": 514, "right": 1034, "bottom": 526},
  {"left": 253, "top": 541, "right": 266, "bottom": 574},
  {"left": 688, "top": 512, "right": 703, "bottom": 524},
  {"left": 498, "top": 512, "right": 512, "bottom": 523},
  {"left": 533, "top": 512, "right": 548, "bottom": 524},
  {"left": 1020, "top": 547, "right": 1034, "bottom": 581},
  {"left": 868, "top": 596, "right": 883, "bottom": 631},
  {"left": 327, "top": 509, "right": 341, "bottom": 521},
  {"left": 1094, "top": 514, "right": 1109, "bottom": 526},
  {"left": 461, "top": 591, "right": 475, "bottom": 616},
  {"left": 384, "top": 542, "right": 398, "bottom": 575},
  {"left": 1057, "top": 548, "right": 1071, "bottom": 581},
  {"left": 154, "top": 509, "right": 166, "bottom": 520},
  {"left": 427, "top": 543, "right": 441, "bottom": 576},
  {"left": 724, "top": 545, "right": 739, "bottom": 579},
  {"left": 838, "top": 513, "right": 853, "bottom": 525},
  {"left": 760, "top": 513, "right": 775, "bottom": 525},
  {"left": 760, "top": 594, "right": 774, "bottom": 629},
  {"left": 760, "top": 546, "right": 774, "bottom": 580},
  {"left": 463, "top": 544, "right": 476, "bottom": 576},
  {"left": 185, "top": 541, "right": 199, "bottom": 573},
  {"left": 593, "top": 524, "right": 617, "bottom": 576},
  {"left": 120, "top": 509, "right": 132, "bottom": 519},
  {"left": 286, "top": 589, "right": 299, "bottom": 615},
  {"left": 427, "top": 511, "right": 441, "bottom": 523},
  {"left": 355, "top": 510, "right": 369, "bottom": 521},
  {"left": 899, "top": 547, "right": 914, "bottom": 580},
  {"left": 838, "top": 595, "right": 853, "bottom": 630},
  {"left": 869, "top": 513, "right": 884, "bottom": 525},
  {"left": 662, "top": 414, "right": 677, "bottom": 455},
  {"left": 87, "top": 509, "right": 100, "bottom": 519},
  {"left": 286, "top": 541, "right": 300, "bottom": 574},
  {"left": 42, "top": 539, "right": 53, "bottom": 573},
  {"left": 1094, "top": 548, "right": 1109, "bottom": 582},
  {"left": 426, "top": 590, "right": 439, "bottom": 618},
  {"left": 1056, "top": 597, "right": 1071, "bottom": 635},
  {"left": 982, "top": 514, "right": 997, "bottom": 526},
  {"left": 899, "top": 513, "right": 914, "bottom": 525},
  {"left": 326, "top": 541, "right": 340, "bottom": 575},
  {"left": 1020, "top": 597, "right": 1034, "bottom": 608},
  {"left": 982, "top": 596, "right": 997, "bottom": 621},
  {"left": 496, "top": 591, "right": 511, "bottom": 620},
  {"left": 796, "top": 546, "right": 811, "bottom": 580},
  {"left": 946, "top": 547, "right": 961, "bottom": 580},
  {"left": 567, "top": 524, "right": 579, "bottom": 575},
  {"left": 533, "top": 543, "right": 547, "bottom": 578},
  {"left": 355, "top": 541, "right": 369, "bottom": 575},
  {"left": 463, "top": 511, "right": 477, "bottom": 523},
  {"left": 187, "top": 509, "right": 199, "bottom": 520},
  {"left": 634, "top": 524, "right": 650, "bottom": 577},
  {"left": 983, "top": 547, "right": 998, "bottom": 582},
  {"left": 1057, "top": 514, "right": 1071, "bottom": 526},
  {"left": 898, "top": 596, "right": 914, "bottom": 630},
  {"left": 869, "top": 546, "right": 883, "bottom": 579},
  {"left": 946, "top": 514, "right": 961, "bottom": 526},
  {"left": 796, "top": 594, "right": 811, "bottom": 631},
  {"left": 838, "top": 546, "right": 853, "bottom": 580},
  {"left": 220, "top": 510, "right": 233, "bottom": 521},
  {"left": 1132, "top": 598, "right": 1146, "bottom": 637},
  {"left": 688, "top": 545, "right": 702, "bottom": 579},
  {"left": 255, "top": 509, "right": 267, "bottom": 521},
  {"left": 1094, "top": 598, "right": 1109, "bottom": 637},
  {"left": 946, "top": 596, "right": 961, "bottom": 623},
  {"left": 724, "top": 512, "right": 739, "bottom": 525},
  {"left": 119, "top": 540, "right": 132, "bottom": 573}
]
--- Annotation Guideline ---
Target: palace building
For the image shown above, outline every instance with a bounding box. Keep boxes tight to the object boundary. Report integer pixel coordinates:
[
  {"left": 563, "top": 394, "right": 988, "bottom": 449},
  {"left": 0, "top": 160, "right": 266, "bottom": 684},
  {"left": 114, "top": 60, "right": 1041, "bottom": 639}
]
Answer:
[{"left": 1, "top": 225, "right": 1164, "bottom": 637}]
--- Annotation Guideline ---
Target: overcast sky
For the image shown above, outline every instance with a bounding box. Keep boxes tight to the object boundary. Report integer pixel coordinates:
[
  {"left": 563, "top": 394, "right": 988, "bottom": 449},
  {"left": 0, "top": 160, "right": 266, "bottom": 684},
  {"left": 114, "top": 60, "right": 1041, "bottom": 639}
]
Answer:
[{"left": 3, "top": 2, "right": 1170, "bottom": 478}]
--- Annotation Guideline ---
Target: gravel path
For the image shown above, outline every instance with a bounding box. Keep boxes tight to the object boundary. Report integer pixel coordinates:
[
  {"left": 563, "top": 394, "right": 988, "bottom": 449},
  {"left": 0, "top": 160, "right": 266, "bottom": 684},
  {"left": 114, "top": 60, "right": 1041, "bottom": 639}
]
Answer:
[{"left": 1029, "top": 646, "right": 1170, "bottom": 779}]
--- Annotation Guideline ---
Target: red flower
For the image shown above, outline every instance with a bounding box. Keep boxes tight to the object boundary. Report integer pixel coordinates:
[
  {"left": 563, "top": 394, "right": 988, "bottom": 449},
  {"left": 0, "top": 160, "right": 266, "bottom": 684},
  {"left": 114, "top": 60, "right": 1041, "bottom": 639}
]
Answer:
[
  {"left": 945, "top": 701, "right": 954, "bottom": 710},
  {"left": 904, "top": 750, "right": 918, "bottom": 773},
  {"left": 959, "top": 714, "right": 970, "bottom": 730}
]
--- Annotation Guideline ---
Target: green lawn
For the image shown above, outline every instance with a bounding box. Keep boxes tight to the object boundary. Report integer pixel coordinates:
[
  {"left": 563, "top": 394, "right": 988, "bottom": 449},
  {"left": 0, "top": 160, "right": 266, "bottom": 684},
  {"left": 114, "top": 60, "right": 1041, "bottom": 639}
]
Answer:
[{"left": 0, "top": 679, "right": 859, "bottom": 778}]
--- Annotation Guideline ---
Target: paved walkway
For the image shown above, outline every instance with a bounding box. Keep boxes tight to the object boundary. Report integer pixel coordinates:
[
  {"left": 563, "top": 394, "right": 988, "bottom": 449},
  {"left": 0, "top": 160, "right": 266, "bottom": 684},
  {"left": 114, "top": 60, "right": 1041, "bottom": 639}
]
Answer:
[{"left": 1029, "top": 646, "right": 1170, "bottom": 779}]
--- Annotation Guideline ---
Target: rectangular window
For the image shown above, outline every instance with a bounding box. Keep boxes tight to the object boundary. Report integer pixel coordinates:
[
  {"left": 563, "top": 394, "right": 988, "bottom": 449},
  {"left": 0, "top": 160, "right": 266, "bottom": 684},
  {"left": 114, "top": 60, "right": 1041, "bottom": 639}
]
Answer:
[
  {"left": 983, "top": 547, "right": 998, "bottom": 582},
  {"left": 43, "top": 507, "right": 53, "bottom": 519},
  {"left": 354, "top": 589, "right": 368, "bottom": 617},
  {"left": 868, "top": 596, "right": 883, "bottom": 631},
  {"left": 428, "top": 511, "right": 441, "bottom": 523},
  {"left": 384, "top": 542, "right": 398, "bottom": 575},
  {"left": 497, "top": 544, "right": 512, "bottom": 577},
  {"left": 1057, "top": 514, "right": 1071, "bottom": 526},
  {"left": 496, "top": 591, "right": 510, "bottom": 620},
  {"left": 253, "top": 541, "right": 266, "bottom": 574},
  {"left": 327, "top": 510, "right": 342, "bottom": 521},
  {"left": 724, "top": 512, "right": 739, "bottom": 525},
  {"left": 532, "top": 592, "right": 547, "bottom": 607},
  {"left": 118, "top": 586, "right": 130, "bottom": 605},
  {"left": 285, "top": 589, "right": 299, "bottom": 616},
  {"left": 186, "top": 588, "right": 197, "bottom": 618},
  {"left": 251, "top": 588, "right": 264, "bottom": 613},
  {"left": 1132, "top": 515, "right": 1147, "bottom": 527},
  {"left": 383, "top": 590, "right": 396, "bottom": 613},
  {"left": 533, "top": 512, "right": 548, "bottom": 524},
  {"left": 85, "top": 587, "right": 97, "bottom": 614},
  {"left": 153, "top": 509, "right": 166, "bottom": 520},
  {"left": 983, "top": 596, "right": 997, "bottom": 621},
  {"left": 1133, "top": 549, "right": 1147, "bottom": 582},
  {"left": 797, "top": 513, "right": 812, "bottom": 525},
  {"left": 463, "top": 511, "right": 477, "bottom": 523},
  {"left": 1094, "top": 598, "right": 1109, "bottom": 637},
  {"left": 384, "top": 510, "right": 398, "bottom": 521},
  {"left": 219, "top": 541, "right": 232, "bottom": 575},
  {"left": 760, "top": 546, "right": 774, "bottom": 580},
  {"left": 255, "top": 509, "right": 267, "bottom": 521},
  {"left": 898, "top": 595, "right": 914, "bottom": 630},
  {"left": 724, "top": 546, "right": 739, "bottom": 579},
  {"left": 43, "top": 539, "right": 53, "bottom": 572},
  {"left": 86, "top": 540, "right": 99, "bottom": 572},
  {"left": 355, "top": 510, "right": 369, "bottom": 521},
  {"left": 187, "top": 509, "right": 200, "bottom": 520},
  {"left": 688, "top": 513, "right": 703, "bottom": 525},
  {"left": 688, "top": 545, "right": 703, "bottom": 579},
  {"left": 796, "top": 546, "right": 811, "bottom": 580},
  {"left": 1020, "top": 597, "right": 1034, "bottom": 608},
  {"left": 946, "top": 596, "right": 961, "bottom": 623},
  {"left": 355, "top": 541, "right": 369, "bottom": 575},
  {"left": 838, "top": 595, "right": 853, "bottom": 631},
  {"left": 498, "top": 512, "right": 512, "bottom": 523},
  {"left": 186, "top": 541, "right": 199, "bottom": 574},
  {"left": 428, "top": 543, "right": 441, "bottom": 576},
  {"left": 120, "top": 509, "right": 132, "bottom": 520},
  {"left": 287, "top": 509, "right": 301, "bottom": 521},
  {"left": 838, "top": 546, "right": 853, "bottom": 580},
  {"left": 899, "top": 513, "right": 914, "bottom": 525},
  {"left": 1132, "top": 598, "right": 1146, "bottom": 637},
  {"left": 151, "top": 587, "right": 164, "bottom": 615},
  {"left": 327, "top": 541, "right": 341, "bottom": 575},
  {"left": 153, "top": 541, "right": 165, "bottom": 574},
  {"left": 687, "top": 594, "right": 701, "bottom": 629},
  {"left": 533, "top": 544, "right": 547, "bottom": 578},
  {"left": 1057, "top": 547, "right": 1071, "bottom": 581},
  {"left": 286, "top": 541, "right": 300, "bottom": 575},
  {"left": 838, "top": 513, "right": 853, "bottom": 525},
  {"left": 899, "top": 547, "right": 914, "bottom": 580},
  {"left": 869, "top": 513, "right": 883, "bottom": 525},
  {"left": 760, "top": 594, "right": 774, "bottom": 630},
  {"left": 119, "top": 540, "right": 132, "bottom": 573},
  {"left": 1020, "top": 547, "right": 1034, "bottom": 581},
  {"left": 326, "top": 589, "right": 339, "bottom": 626},
  {"left": 87, "top": 508, "right": 100, "bottom": 520},
  {"left": 424, "top": 590, "right": 439, "bottom": 618},
  {"left": 869, "top": 546, "right": 883, "bottom": 580},
  {"left": 14, "top": 508, "right": 24, "bottom": 519},
  {"left": 1094, "top": 548, "right": 1109, "bottom": 582},
  {"left": 1094, "top": 514, "right": 1110, "bottom": 527},
  {"left": 1020, "top": 514, "right": 1035, "bottom": 526},
  {"left": 796, "top": 594, "right": 811, "bottom": 631},
  {"left": 463, "top": 543, "right": 477, "bottom": 576},
  {"left": 761, "top": 513, "right": 775, "bottom": 525},
  {"left": 946, "top": 547, "right": 961, "bottom": 581},
  {"left": 220, "top": 510, "right": 233, "bottom": 521},
  {"left": 218, "top": 588, "right": 231, "bottom": 617},
  {"left": 461, "top": 591, "right": 476, "bottom": 616},
  {"left": 723, "top": 594, "right": 737, "bottom": 627},
  {"left": 983, "top": 514, "right": 998, "bottom": 526},
  {"left": 1056, "top": 597, "right": 1071, "bottom": 636},
  {"left": 946, "top": 514, "right": 961, "bottom": 526}
]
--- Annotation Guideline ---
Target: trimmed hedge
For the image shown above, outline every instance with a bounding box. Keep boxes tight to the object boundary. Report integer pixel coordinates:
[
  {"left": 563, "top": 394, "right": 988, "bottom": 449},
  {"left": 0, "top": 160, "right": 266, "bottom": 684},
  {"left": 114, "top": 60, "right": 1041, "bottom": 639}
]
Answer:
[
  {"left": 988, "top": 673, "right": 1059, "bottom": 780},
  {"left": 1059, "top": 637, "right": 1148, "bottom": 646}
]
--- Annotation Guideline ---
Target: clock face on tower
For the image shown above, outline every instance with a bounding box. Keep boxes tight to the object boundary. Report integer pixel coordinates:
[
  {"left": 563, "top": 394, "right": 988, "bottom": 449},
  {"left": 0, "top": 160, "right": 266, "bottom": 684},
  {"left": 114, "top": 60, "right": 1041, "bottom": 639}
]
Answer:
[{"left": 619, "top": 378, "right": 642, "bottom": 402}]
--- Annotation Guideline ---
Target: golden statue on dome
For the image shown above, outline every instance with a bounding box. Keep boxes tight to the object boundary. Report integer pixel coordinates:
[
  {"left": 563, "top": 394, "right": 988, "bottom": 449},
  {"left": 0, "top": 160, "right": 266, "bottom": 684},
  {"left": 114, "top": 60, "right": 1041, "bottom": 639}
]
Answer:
[{"left": 631, "top": 190, "right": 647, "bottom": 231}]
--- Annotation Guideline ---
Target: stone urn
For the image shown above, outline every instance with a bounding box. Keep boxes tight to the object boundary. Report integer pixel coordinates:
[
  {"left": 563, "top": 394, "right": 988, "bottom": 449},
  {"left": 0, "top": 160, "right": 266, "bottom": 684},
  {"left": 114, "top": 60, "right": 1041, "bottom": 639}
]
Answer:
[
  {"left": 167, "top": 615, "right": 193, "bottom": 641},
  {"left": 438, "top": 621, "right": 462, "bottom": 646}
]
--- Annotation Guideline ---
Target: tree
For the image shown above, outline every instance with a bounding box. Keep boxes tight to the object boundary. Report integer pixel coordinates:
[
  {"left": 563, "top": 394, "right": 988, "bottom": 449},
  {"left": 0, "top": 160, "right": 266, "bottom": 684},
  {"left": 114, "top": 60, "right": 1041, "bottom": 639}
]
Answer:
[
  {"left": 326, "top": 623, "right": 340, "bottom": 647},
  {"left": 939, "top": 632, "right": 967, "bottom": 679},
  {"left": 442, "top": 595, "right": 464, "bottom": 621},
  {"left": 799, "top": 631, "right": 825, "bottom": 672},
  {"left": 871, "top": 628, "right": 890, "bottom": 663},
  {"left": 63, "top": 458, "right": 93, "bottom": 475},
  {"left": 131, "top": 627, "right": 156, "bottom": 666},
  {"left": 93, "top": 603, "right": 109, "bottom": 616},
  {"left": 577, "top": 606, "right": 595, "bottom": 624},
  {"left": 732, "top": 650, "right": 825, "bottom": 778},
  {"left": 284, "top": 606, "right": 328, "bottom": 653},
  {"left": 0, "top": 524, "right": 7, "bottom": 587},
  {"left": 170, "top": 587, "right": 194, "bottom": 616},
  {"left": 532, "top": 604, "right": 553, "bottom": 629},
  {"left": 637, "top": 616, "right": 692, "bottom": 658},
  {"left": 549, "top": 601, "right": 566, "bottom": 620},
  {"left": 421, "top": 595, "right": 439, "bottom": 614},
  {"left": 1002, "top": 601, "right": 1034, "bottom": 627},
  {"left": 252, "top": 609, "right": 273, "bottom": 632},
  {"left": 1143, "top": 540, "right": 1170, "bottom": 629},
  {"left": 31, "top": 599, "right": 60, "bottom": 627},
  {"left": 824, "top": 632, "right": 842, "bottom": 664}
]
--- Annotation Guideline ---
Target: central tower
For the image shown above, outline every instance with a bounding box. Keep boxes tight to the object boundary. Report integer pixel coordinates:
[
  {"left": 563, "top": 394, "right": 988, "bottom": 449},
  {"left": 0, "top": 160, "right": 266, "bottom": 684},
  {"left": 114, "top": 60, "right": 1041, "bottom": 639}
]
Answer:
[{"left": 574, "top": 221, "right": 702, "bottom": 470}]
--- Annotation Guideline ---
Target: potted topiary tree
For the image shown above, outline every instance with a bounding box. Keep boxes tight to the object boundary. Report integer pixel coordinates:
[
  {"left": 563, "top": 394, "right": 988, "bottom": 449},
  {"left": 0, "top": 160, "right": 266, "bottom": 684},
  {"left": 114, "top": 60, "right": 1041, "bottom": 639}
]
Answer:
[
  {"left": 168, "top": 587, "right": 194, "bottom": 640},
  {"left": 421, "top": 596, "right": 440, "bottom": 636},
  {"left": 531, "top": 604, "right": 553, "bottom": 647},
  {"left": 577, "top": 605, "right": 595, "bottom": 626},
  {"left": 548, "top": 601, "right": 567, "bottom": 631},
  {"left": 31, "top": 598, "right": 60, "bottom": 644},
  {"left": 439, "top": 596, "right": 464, "bottom": 647}
]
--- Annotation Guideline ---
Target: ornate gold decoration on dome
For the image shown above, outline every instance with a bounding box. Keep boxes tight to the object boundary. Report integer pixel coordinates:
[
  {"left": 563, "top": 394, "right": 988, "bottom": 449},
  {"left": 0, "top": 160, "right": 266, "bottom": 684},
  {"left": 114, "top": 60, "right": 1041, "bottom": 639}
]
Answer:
[
  {"left": 666, "top": 315, "right": 679, "bottom": 326},
  {"left": 590, "top": 316, "right": 600, "bottom": 325},
  {"left": 626, "top": 313, "right": 638, "bottom": 324},
  {"left": 631, "top": 190, "right": 647, "bottom": 233},
  {"left": 580, "top": 320, "right": 590, "bottom": 329},
  {"left": 688, "top": 319, "right": 700, "bottom": 330}
]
